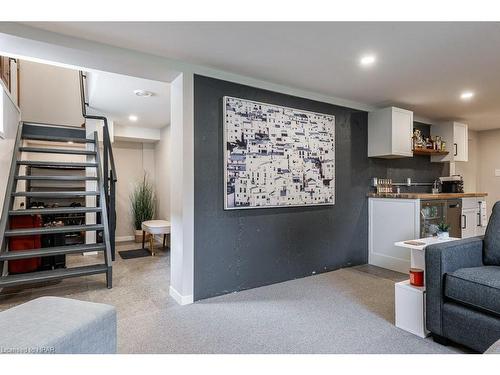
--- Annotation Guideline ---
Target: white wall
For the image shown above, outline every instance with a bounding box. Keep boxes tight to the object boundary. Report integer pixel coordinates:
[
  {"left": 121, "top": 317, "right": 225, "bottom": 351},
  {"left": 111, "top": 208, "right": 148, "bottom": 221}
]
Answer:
[
  {"left": 154, "top": 125, "right": 170, "bottom": 220},
  {"left": 477, "top": 129, "right": 500, "bottom": 216},
  {"left": 19, "top": 60, "right": 84, "bottom": 127},
  {"left": 112, "top": 140, "right": 157, "bottom": 240},
  {"left": 114, "top": 124, "right": 160, "bottom": 143},
  {"left": 454, "top": 129, "right": 500, "bottom": 216},
  {"left": 0, "top": 82, "right": 21, "bottom": 218}
]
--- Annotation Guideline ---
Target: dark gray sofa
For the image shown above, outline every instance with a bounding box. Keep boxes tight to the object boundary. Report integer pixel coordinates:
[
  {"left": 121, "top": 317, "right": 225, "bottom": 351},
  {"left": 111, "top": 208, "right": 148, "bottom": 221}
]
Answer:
[{"left": 425, "top": 201, "right": 500, "bottom": 352}]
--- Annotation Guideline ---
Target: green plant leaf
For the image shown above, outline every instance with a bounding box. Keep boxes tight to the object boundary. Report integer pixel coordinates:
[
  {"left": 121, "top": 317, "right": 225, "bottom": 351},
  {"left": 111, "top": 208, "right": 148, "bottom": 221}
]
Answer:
[
  {"left": 437, "top": 221, "right": 450, "bottom": 232},
  {"left": 130, "top": 173, "right": 157, "bottom": 230}
]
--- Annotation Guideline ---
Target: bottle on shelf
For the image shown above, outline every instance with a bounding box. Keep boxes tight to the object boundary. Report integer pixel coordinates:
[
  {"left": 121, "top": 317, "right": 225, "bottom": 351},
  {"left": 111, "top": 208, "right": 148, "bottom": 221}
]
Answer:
[{"left": 426, "top": 137, "right": 433, "bottom": 149}]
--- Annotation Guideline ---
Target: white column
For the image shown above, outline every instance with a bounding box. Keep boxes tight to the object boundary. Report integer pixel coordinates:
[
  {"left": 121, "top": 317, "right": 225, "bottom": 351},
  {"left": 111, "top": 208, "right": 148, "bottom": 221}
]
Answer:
[{"left": 169, "top": 72, "right": 194, "bottom": 305}]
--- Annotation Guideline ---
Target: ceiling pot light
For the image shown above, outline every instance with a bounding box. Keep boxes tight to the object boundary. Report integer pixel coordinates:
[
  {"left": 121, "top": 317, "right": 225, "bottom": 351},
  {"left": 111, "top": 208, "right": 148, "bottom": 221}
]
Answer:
[
  {"left": 134, "top": 89, "right": 154, "bottom": 97},
  {"left": 67, "top": 141, "right": 74, "bottom": 145},
  {"left": 460, "top": 91, "right": 475, "bottom": 100},
  {"left": 129, "top": 115, "right": 138, "bottom": 122},
  {"left": 360, "top": 54, "right": 376, "bottom": 67}
]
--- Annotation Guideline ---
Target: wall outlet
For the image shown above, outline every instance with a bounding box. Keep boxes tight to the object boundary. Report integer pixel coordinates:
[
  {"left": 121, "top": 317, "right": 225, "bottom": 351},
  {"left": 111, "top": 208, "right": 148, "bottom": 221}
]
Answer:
[{"left": 495, "top": 169, "right": 500, "bottom": 177}]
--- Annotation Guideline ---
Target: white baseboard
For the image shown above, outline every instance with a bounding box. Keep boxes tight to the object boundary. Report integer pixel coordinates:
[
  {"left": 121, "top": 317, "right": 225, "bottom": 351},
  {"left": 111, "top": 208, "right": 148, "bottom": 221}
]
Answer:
[
  {"left": 116, "top": 235, "right": 134, "bottom": 242},
  {"left": 169, "top": 286, "right": 193, "bottom": 305}
]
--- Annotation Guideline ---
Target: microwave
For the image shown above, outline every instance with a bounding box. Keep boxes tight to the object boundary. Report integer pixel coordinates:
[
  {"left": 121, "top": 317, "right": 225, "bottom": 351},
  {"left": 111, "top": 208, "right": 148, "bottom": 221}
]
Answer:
[{"left": 439, "top": 176, "right": 464, "bottom": 194}]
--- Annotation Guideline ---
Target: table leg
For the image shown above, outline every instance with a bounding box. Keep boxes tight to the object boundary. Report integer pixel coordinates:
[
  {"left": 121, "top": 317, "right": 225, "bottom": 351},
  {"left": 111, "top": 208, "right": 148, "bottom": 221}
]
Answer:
[
  {"left": 149, "top": 234, "right": 155, "bottom": 256},
  {"left": 142, "top": 231, "right": 145, "bottom": 250},
  {"left": 163, "top": 234, "right": 166, "bottom": 248}
]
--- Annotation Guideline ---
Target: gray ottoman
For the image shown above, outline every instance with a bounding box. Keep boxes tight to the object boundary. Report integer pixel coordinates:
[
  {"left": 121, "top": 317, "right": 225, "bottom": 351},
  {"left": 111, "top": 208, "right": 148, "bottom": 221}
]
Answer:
[
  {"left": 0, "top": 297, "right": 116, "bottom": 354},
  {"left": 485, "top": 339, "right": 500, "bottom": 354}
]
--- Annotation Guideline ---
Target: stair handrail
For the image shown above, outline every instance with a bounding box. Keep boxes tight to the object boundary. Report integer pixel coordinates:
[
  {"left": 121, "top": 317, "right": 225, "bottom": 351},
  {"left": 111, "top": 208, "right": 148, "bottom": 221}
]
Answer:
[
  {"left": 79, "top": 71, "right": 117, "bottom": 260},
  {"left": 78, "top": 71, "right": 117, "bottom": 183},
  {"left": 93, "top": 130, "right": 113, "bottom": 288},
  {"left": 0, "top": 122, "right": 24, "bottom": 257}
]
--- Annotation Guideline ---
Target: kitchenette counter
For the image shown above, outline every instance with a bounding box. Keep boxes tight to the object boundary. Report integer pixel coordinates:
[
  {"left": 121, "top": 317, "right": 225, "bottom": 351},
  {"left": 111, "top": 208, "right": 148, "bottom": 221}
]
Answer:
[
  {"left": 368, "top": 192, "right": 488, "bottom": 273},
  {"left": 367, "top": 192, "right": 488, "bottom": 200}
]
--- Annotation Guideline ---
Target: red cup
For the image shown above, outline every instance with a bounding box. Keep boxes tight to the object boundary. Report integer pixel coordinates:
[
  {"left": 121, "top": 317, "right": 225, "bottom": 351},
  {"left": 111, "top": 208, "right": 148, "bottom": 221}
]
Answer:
[{"left": 409, "top": 268, "right": 424, "bottom": 287}]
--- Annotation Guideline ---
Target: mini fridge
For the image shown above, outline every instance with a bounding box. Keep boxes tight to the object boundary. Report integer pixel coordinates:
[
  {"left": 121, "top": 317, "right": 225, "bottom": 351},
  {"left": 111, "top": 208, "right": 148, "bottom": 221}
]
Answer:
[{"left": 420, "top": 199, "right": 461, "bottom": 238}]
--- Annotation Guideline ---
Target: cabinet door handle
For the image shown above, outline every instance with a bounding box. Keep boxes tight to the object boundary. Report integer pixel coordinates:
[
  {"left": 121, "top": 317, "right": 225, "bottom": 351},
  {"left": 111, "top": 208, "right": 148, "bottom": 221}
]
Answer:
[
  {"left": 454, "top": 143, "right": 458, "bottom": 156},
  {"left": 462, "top": 214, "right": 467, "bottom": 229},
  {"left": 477, "top": 212, "right": 481, "bottom": 227}
]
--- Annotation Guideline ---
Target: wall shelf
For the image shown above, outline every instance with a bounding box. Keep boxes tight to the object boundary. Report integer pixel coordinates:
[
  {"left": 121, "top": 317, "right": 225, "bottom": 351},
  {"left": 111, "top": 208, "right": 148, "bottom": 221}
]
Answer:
[{"left": 412, "top": 148, "right": 449, "bottom": 156}]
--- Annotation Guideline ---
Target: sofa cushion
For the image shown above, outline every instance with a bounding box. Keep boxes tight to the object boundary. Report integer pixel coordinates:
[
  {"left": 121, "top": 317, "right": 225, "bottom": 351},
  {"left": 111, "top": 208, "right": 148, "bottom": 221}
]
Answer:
[
  {"left": 484, "top": 201, "right": 500, "bottom": 265},
  {"left": 0, "top": 296, "right": 116, "bottom": 354},
  {"left": 445, "top": 266, "right": 500, "bottom": 316}
]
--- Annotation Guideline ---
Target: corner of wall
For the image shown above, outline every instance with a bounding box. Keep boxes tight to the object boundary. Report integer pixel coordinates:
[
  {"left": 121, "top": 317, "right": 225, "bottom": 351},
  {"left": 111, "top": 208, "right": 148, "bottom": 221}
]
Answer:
[{"left": 169, "top": 72, "right": 195, "bottom": 303}]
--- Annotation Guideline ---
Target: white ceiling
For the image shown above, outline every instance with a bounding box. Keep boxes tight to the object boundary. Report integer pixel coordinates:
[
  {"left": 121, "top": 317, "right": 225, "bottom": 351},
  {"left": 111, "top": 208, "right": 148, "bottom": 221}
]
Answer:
[
  {"left": 25, "top": 22, "right": 500, "bottom": 131},
  {"left": 86, "top": 70, "right": 170, "bottom": 129}
]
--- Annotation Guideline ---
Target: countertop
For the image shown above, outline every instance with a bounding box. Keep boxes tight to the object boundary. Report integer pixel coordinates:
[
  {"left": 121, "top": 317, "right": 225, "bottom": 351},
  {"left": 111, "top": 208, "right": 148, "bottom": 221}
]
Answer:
[{"left": 367, "top": 192, "right": 488, "bottom": 200}]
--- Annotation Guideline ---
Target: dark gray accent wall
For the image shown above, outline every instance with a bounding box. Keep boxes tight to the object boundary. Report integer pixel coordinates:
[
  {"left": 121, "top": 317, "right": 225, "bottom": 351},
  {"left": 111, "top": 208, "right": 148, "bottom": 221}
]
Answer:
[{"left": 194, "top": 75, "right": 448, "bottom": 301}]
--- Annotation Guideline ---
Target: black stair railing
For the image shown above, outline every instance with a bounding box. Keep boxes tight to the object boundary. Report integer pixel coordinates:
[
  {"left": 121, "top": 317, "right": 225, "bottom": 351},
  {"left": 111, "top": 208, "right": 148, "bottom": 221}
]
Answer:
[
  {"left": 0, "top": 122, "right": 24, "bottom": 274},
  {"left": 79, "top": 71, "right": 117, "bottom": 260}
]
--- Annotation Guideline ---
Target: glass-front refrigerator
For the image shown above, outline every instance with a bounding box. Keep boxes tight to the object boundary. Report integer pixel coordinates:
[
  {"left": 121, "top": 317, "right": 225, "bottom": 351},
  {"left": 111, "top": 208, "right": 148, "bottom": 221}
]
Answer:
[{"left": 420, "top": 200, "right": 447, "bottom": 238}]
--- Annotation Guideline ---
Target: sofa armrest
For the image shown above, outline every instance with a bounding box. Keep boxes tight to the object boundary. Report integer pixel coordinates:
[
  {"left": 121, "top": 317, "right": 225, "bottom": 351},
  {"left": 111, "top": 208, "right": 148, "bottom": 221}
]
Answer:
[{"left": 425, "top": 237, "right": 484, "bottom": 336}]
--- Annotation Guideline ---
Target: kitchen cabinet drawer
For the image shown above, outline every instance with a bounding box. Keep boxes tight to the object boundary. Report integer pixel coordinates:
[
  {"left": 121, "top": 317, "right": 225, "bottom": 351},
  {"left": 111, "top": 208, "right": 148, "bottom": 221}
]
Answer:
[{"left": 462, "top": 197, "right": 478, "bottom": 210}]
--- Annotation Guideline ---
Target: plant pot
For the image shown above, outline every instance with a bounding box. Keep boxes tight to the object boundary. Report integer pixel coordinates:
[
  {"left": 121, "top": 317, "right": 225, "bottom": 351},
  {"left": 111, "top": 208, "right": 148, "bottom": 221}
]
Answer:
[
  {"left": 437, "top": 231, "right": 449, "bottom": 240},
  {"left": 135, "top": 229, "right": 144, "bottom": 243}
]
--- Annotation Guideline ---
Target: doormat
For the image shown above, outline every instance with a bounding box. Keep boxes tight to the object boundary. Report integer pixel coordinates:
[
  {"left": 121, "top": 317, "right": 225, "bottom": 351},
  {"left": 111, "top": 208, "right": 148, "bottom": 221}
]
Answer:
[{"left": 118, "top": 248, "right": 151, "bottom": 260}]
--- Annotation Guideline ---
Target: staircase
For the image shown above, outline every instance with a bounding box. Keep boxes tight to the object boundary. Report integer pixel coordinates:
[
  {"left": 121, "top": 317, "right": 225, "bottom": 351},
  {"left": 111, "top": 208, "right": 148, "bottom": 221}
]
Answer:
[{"left": 0, "top": 121, "right": 114, "bottom": 289}]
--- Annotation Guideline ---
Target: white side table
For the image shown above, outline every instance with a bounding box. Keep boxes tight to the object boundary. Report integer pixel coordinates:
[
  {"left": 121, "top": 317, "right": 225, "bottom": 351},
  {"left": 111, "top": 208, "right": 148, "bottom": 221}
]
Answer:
[
  {"left": 141, "top": 220, "right": 171, "bottom": 256},
  {"left": 393, "top": 237, "right": 459, "bottom": 338},
  {"left": 395, "top": 237, "right": 460, "bottom": 274},
  {"left": 395, "top": 280, "right": 428, "bottom": 338}
]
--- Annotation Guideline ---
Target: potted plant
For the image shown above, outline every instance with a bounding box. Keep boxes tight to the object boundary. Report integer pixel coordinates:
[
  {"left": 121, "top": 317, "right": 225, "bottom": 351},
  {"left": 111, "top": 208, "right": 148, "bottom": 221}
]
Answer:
[
  {"left": 437, "top": 222, "right": 450, "bottom": 240},
  {"left": 130, "top": 174, "right": 156, "bottom": 242}
]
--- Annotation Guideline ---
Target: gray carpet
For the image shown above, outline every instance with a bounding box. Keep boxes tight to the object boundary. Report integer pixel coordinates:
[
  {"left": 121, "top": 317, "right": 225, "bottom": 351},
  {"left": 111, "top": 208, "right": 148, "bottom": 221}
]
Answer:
[
  {"left": 0, "top": 243, "right": 459, "bottom": 353},
  {"left": 118, "top": 267, "right": 457, "bottom": 354}
]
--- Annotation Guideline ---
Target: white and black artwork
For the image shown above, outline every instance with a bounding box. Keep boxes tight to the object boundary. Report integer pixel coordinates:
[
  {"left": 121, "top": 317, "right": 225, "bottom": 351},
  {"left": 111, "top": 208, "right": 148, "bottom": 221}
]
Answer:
[{"left": 224, "top": 96, "right": 335, "bottom": 209}]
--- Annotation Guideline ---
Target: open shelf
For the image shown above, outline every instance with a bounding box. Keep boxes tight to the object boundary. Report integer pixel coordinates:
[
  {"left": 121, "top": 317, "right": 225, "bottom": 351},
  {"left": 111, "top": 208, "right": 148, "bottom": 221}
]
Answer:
[{"left": 412, "top": 148, "right": 449, "bottom": 156}]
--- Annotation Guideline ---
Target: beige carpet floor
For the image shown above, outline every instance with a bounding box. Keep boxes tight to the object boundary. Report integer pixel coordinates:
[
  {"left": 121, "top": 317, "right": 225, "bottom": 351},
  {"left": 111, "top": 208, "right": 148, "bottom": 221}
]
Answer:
[{"left": 0, "top": 242, "right": 462, "bottom": 353}]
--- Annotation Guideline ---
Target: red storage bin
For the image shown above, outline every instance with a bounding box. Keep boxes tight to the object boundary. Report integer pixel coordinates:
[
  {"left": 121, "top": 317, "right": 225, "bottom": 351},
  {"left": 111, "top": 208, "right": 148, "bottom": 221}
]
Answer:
[
  {"left": 8, "top": 215, "right": 42, "bottom": 274},
  {"left": 409, "top": 268, "right": 424, "bottom": 287}
]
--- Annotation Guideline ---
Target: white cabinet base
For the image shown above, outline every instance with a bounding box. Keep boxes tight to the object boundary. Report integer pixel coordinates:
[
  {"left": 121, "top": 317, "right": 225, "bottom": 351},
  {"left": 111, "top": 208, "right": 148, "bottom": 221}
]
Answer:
[
  {"left": 395, "top": 280, "right": 429, "bottom": 338},
  {"left": 368, "top": 198, "right": 420, "bottom": 273}
]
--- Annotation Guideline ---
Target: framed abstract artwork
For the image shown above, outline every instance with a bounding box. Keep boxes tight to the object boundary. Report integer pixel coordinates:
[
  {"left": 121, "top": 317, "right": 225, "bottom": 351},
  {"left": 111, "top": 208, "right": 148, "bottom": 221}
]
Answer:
[{"left": 224, "top": 96, "right": 335, "bottom": 209}]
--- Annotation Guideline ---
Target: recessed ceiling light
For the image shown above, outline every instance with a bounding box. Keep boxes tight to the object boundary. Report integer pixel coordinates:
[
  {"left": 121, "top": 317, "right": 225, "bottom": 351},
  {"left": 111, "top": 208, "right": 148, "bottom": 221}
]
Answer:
[
  {"left": 129, "top": 115, "right": 138, "bottom": 122},
  {"left": 360, "top": 54, "right": 376, "bottom": 67},
  {"left": 134, "top": 89, "right": 154, "bottom": 97},
  {"left": 460, "top": 91, "right": 475, "bottom": 100},
  {"left": 67, "top": 141, "right": 74, "bottom": 145}
]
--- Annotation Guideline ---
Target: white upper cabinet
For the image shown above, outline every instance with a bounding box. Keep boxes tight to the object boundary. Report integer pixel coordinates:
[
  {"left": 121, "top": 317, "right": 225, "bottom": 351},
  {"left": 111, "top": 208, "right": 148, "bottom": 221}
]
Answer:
[
  {"left": 453, "top": 122, "right": 468, "bottom": 162},
  {"left": 368, "top": 107, "right": 414, "bottom": 158},
  {"left": 431, "top": 122, "right": 468, "bottom": 162}
]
